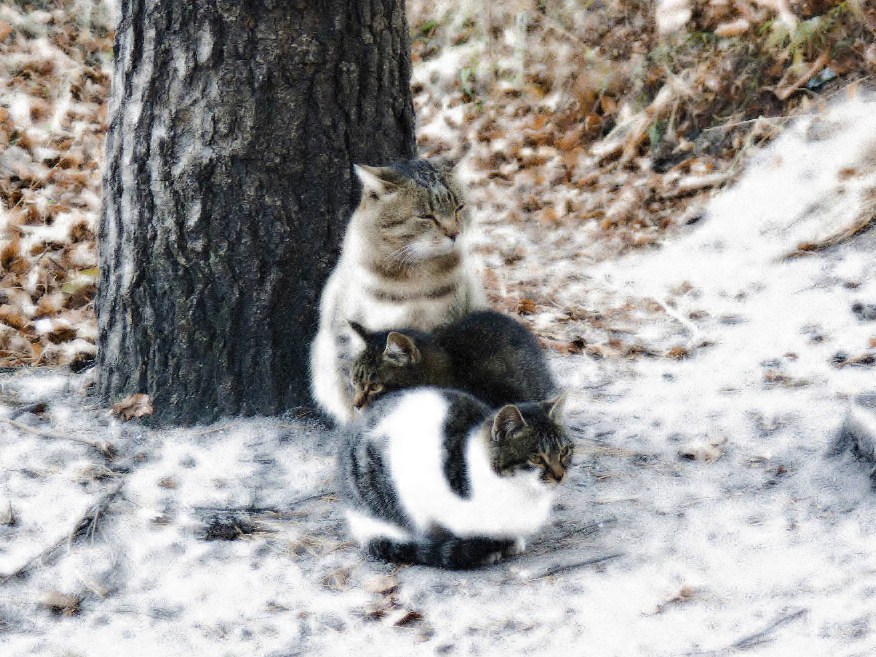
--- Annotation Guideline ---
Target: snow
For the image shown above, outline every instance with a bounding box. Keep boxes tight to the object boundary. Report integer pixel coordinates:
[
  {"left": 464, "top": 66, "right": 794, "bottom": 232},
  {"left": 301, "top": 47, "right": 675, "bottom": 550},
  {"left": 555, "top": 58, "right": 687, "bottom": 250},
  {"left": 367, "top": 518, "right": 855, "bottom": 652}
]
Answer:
[{"left": 1, "top": 95, "right": 875, "bottom": 655}]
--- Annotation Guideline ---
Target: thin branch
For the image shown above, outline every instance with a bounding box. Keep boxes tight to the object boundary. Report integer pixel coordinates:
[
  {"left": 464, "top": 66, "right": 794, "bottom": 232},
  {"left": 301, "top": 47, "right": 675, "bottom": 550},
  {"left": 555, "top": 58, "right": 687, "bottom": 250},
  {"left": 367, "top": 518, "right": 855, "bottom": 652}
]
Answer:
[
  {"left": 0, "top": 417, "right": 115, "bottom": 457},
  {"left": 0, "top": 483, "right": 124, "bottom": 585},
  {"left": 684, "top": 608, "right": 808, "bottom": 656},
  {"left": 774, "top": 52, "right": 830, "bottom": 101},
  {"left": 733, "top": 609, "right": 808, "bottom": 650},
  {"left": 785, "top": 203, "right": 876, "bottom": 259},
  {"left": 524, "top": 552, "right": 624, "bottom": 580},
  {"left": 701, "top": 115, "right": 794, "bottom": 134},
  {"left": 191, "top": 491, "right": 334, "bottom": 520}
]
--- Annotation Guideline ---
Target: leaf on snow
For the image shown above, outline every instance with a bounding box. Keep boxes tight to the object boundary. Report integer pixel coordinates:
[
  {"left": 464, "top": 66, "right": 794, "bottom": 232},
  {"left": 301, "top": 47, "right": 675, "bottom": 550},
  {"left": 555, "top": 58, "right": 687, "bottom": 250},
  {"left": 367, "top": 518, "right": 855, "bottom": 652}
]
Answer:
[{"left": 111, "top": 393, "right": 154, "bottom": 420}]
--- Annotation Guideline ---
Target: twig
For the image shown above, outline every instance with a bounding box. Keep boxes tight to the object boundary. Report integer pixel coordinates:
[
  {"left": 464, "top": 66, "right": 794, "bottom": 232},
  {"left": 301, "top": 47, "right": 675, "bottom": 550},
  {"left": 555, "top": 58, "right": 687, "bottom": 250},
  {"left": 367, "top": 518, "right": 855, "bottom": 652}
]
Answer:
[
  {"left": 524, "top": 552, "right": 624, "bottom": 580},
  {"left": 701, "top": 115, "right": 794, "bottom": 133},
  {"left": 774, "top": 52, "right": 829, "bottom": 101},
  {"left": 785, "top": 203, "right": 876, "bottom": 259},
  {"left": 733, "top": 609, "right": 808, "bottom": 650},
  {"left": 0, "top": 417, "right": 115, "bottom": 457},
  {"left": 541, "top": 16, "right": 589, "bottom": 48},
  {"left": 191, "top": 491, "right": 334, "bottom": 520},
  {"left": 684, "top": 608, "right": 808, "bottom": 656},
  {"left": 652, "top": 296, "right": 700, "bottom": 339},
  {"left": 0, "top": 483, "right": 124, "bottom": 585}
]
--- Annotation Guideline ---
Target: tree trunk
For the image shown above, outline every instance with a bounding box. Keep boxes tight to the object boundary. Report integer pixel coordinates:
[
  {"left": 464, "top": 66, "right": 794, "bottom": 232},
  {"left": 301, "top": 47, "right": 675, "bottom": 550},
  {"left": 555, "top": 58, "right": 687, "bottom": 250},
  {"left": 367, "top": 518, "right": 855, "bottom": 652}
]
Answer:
[{"left": 98, "top": 0, "right": 416, "bottom": 425}]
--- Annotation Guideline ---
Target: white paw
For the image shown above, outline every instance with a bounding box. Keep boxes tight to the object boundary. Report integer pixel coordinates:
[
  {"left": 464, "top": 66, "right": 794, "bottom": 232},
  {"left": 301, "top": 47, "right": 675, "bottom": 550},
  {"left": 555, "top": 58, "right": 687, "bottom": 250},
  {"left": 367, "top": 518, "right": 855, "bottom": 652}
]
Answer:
[{"left": 485, "top": 551, "right": 504, "bottom": 565}]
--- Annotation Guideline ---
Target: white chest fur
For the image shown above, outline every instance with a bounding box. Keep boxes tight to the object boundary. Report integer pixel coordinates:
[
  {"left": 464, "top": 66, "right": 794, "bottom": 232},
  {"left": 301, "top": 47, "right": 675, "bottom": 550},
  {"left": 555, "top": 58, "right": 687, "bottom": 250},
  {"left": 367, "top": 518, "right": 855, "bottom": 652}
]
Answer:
[{"left": 377, "top": 389, "right": 554, "bottom": 540}]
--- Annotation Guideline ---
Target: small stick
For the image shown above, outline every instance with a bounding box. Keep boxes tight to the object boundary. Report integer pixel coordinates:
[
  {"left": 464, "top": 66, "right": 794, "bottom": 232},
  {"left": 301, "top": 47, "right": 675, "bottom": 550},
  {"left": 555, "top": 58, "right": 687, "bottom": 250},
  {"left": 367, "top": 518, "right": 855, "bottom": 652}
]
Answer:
[
  {"left": 775, "top": 52, "right": 829, "bottom": 101},
  {"left": 702, "top": 115, "right": 794, "bottom": 133},
  {"left": 0, "top": 483, "right": 124, "bottom": 585},
  {"left": 733, "top": 609, "right": 808, "bottom": 650},
  {"left": 192, "top": 491, "right": 334, "bottom": 519},
  {"left": 785, "top": 205, "right": 876, "bottom": 259},
  {"left": 525, "top": 552, "right": 624, "bottom": 580},
  {"left": 0, "top": 418, "right": 115, "bottom": 457},
  {"left": 684, "top": 608, "right": 808, "bottom": 656}
]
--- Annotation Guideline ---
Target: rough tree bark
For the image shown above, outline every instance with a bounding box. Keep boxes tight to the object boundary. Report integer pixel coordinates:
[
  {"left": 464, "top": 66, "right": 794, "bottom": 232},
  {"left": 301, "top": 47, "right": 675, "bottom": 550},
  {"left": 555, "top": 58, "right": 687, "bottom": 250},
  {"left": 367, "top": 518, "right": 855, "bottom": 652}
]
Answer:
[{"left": 98, "top": 0, "right": 416, "bottom": 425}]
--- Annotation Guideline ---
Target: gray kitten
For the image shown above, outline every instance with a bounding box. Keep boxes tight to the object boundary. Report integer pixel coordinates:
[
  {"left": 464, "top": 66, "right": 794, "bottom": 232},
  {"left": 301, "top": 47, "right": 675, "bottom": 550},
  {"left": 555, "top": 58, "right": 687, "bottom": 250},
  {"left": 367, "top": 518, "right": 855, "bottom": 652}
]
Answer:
[{"left": 349, "top": 310, "right": 556, "bottom": 411}]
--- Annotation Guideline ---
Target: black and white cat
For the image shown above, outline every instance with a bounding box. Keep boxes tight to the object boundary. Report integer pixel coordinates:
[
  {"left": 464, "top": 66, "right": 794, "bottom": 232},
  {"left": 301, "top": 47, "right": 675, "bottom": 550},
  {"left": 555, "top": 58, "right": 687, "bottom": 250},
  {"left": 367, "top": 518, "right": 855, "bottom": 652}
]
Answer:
[
  {"left": 349, "top": 310, "right": 556, "bottom": 411},
  {"left": 337, "top": 387, "right": 572, "bottom": 569}
]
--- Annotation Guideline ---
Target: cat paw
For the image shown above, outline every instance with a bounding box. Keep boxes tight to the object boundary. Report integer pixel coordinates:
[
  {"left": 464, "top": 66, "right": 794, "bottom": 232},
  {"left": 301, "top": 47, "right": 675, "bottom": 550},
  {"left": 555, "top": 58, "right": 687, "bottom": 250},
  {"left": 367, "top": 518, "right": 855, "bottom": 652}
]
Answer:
[
  {"left": 505, "top": 537, "right": 527, "bottom": 556},
  {"left": 484, "top": 551, "right": 504, "bottom": 565}
]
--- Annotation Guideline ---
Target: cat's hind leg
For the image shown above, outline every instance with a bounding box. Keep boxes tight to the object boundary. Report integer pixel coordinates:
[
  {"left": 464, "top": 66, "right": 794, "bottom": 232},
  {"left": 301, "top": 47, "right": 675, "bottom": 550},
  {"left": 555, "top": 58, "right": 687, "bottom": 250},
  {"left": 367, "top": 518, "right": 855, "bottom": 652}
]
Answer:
[{"left": 366, "top": 536, "right": 515, "bottom": 570}]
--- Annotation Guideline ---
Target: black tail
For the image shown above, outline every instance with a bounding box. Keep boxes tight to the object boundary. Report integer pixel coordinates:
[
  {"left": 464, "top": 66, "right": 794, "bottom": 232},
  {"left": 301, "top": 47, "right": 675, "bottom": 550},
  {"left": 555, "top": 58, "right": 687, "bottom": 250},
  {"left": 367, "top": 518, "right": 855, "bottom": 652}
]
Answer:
[{"left": 367, "top": 536, "right": 515, "bottom": 570}]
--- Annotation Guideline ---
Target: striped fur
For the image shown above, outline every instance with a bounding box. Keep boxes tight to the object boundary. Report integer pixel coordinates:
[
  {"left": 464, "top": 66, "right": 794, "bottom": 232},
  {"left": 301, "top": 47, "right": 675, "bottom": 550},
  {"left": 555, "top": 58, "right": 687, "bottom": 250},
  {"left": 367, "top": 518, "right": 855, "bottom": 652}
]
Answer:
[
  {"left": 337, "top": 388, "right": 572, "bottom": 569},
  {"left": 311, "top": 157, "right": 486, "bottom": 425},
  {"left": 349, "top": 310, "right": 557, "bottom": 411}
]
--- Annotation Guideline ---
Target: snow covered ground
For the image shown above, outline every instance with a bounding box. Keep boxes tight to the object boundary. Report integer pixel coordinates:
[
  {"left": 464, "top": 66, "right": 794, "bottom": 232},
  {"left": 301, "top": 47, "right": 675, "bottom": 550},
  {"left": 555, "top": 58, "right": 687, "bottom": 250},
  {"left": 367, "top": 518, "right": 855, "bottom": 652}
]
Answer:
[{"left": 1, "top": 96, "right": 875, "bottom": 656}]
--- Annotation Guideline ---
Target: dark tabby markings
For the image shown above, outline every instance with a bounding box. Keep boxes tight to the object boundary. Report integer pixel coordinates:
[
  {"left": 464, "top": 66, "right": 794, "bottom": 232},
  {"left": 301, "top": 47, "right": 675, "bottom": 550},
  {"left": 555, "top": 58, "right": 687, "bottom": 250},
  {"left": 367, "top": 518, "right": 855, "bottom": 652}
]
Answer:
[
  {"left": 339, "top": 437, "right": 412, "bottom": 533},
  {"left": 366, "top": 283, "right": 457, "bottom": 303},
  {"left": 364, "top": 252, "right": 461, "bottom": 281},
  {"left": 440, "top": 395, "right": 489, "bottom": 499},
  {"left": 367, "top": 536, "right": 515, "bottom": 570}
]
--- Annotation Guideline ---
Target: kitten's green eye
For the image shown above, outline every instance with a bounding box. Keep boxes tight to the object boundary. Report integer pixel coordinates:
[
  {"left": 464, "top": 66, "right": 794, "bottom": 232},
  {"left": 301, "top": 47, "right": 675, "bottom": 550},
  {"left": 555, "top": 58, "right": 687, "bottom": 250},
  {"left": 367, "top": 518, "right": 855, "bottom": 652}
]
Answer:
[
  {"left": 560, "top": 446, "right": 573, "bottom": 466},
  {"left": 528, "top": 455, "right": 546, "bottom": 467},
  {"left": 370, "top": 383, "right": 384, "bottom": 393}
]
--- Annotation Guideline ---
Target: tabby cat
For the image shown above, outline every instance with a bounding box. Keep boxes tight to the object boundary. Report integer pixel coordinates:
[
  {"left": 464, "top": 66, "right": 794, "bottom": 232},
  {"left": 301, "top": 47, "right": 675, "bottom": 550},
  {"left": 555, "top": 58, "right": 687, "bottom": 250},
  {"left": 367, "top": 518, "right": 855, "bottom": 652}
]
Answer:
[
  {"left": 337, "top": 387, "right": 572, "bottom": 569},
  {"left": 310, "top": 158, "right": 485, "bottom": 425},
  {"left": 349, "top": 310, "right": 556, "bottom": 411}
]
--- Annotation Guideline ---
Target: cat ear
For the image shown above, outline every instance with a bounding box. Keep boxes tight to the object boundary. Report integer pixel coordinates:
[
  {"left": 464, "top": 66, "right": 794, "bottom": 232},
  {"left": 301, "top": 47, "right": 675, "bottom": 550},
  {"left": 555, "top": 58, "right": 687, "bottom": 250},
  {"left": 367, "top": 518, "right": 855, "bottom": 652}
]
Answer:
[
  {"left": 492, "top": 405, "right": 528, "bottom": 443},
  {"left": 431, "top": 145, "right": 469, "bottom": 172},
  {"left": 383, "top": 332, "right": 421, "bottom": 365},
  {"left": 354, "top": 164, "right": 404, "bottom": 197},
  {"left": 540, "top": 391, "right": 569, "bottom": 423}
]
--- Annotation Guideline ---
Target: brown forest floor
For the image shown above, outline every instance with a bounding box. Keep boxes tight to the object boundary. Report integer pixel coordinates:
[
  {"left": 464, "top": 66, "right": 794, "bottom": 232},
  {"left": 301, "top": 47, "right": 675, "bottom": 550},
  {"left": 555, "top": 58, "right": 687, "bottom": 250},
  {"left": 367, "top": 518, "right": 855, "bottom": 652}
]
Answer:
[{"left": 0, "top": 0, "right": 873, "bottom": 368}]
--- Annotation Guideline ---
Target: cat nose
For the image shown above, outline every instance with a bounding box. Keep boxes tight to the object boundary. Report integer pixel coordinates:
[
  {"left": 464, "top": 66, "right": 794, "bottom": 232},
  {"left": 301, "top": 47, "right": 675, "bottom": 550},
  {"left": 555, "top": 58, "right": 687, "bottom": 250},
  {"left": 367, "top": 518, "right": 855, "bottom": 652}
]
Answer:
[
  {"left": 352, "top": 392, "right": 367, "bottom": 409},
  {"left": 446, "top": 229, "right": 459, "bottom": 241}
]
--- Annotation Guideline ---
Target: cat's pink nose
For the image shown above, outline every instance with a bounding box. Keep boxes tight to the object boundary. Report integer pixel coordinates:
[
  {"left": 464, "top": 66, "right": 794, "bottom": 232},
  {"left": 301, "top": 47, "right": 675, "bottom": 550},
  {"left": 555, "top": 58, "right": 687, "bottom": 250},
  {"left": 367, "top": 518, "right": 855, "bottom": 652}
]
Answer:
[{"left": 446, "top": 229, "right": 459, "bottom": 241}]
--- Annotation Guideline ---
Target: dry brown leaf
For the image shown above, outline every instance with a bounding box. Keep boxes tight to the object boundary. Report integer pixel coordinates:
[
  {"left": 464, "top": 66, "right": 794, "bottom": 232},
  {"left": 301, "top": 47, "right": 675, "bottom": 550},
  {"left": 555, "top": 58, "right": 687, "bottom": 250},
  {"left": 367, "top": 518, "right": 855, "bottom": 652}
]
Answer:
[
  {"left": 365, "top": 575, "right": 399, "bottom": 595},
  {"left": 321, "top": 567, "right": 351, "bottom": 591},
  {"left": 678, "top": 439, "right": 725, "bottom": 462},
  {"left": 34, "top": 293, "right": 65, "bottom": 319},
  {"left": 714, "top": 19, "right": 750, "bottom": 37},
  {"left": 0, "top": 306, "right": 29, "bottom": 330},
  {"left": 42, "top": 591, "right": 80, "bottom": 616},
  {"left": 385, "top": 609, "right": 423, "bottom": 627},
  {"left": 652, "top": 585, "right": 697, "bottom": 614},
  {"left": 517, "top": 298, "right": 537, "bottom": 315},
  {"left": 111, "top": 393, "right": 154, "bottom": 420}
]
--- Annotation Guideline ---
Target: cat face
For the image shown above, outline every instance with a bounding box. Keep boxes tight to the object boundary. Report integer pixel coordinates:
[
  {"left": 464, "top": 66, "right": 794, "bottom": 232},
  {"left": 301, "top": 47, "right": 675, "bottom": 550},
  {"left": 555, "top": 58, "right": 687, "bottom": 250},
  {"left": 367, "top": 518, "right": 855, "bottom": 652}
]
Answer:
[
  {"left": 354, "top": 158, "right": 468, "bottom": 264},
  {"left": 349, "top": 323, "right": 423, "bottom": 411},
  {"left": 490, "top": 395, "right": 573, "bottom": 484}
]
